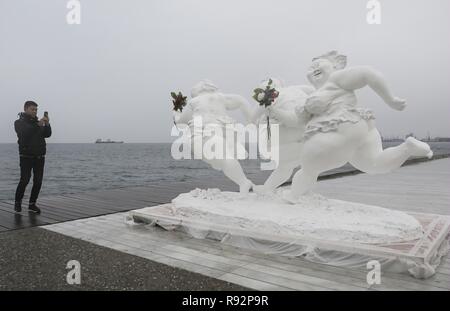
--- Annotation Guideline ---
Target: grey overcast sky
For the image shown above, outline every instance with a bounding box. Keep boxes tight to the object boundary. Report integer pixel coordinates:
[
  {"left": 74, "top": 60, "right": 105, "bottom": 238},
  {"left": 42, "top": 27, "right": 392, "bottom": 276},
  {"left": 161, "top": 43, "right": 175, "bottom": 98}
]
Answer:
[{"left": 1, "top": 0, "right": 449, "bottom": 143}]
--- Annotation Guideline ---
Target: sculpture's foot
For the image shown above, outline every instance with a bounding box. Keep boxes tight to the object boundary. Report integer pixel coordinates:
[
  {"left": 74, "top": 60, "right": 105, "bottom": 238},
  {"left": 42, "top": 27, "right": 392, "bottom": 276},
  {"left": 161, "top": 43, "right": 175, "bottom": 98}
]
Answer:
[
  {"left": 281, "top": 190, "right": 299, "bottom": 205},
  {"left": 406, "top": 137, "right": 433, "bottom": 159},
  {"left": 252, "top": 185, "right": 266, "bottom": 195},
  {"left": 253, "top": 185, "right": 276, "bottom": 195},
  {"left": 239, "top": 180, "right": 254, "bottom": 195}
]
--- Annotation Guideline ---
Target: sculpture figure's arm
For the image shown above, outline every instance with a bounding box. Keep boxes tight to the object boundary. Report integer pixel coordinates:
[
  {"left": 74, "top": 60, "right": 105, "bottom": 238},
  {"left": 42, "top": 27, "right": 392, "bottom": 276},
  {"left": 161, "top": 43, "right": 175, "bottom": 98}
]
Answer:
[
  {"left": 267, "top": 105, "right": 302, "bottom": 128},
  {"left": 173, "top": 101, "right": 193, "bottom": 124},
  {"left": 247, "top": 105, "right": 266, "bottom": 124},
  {"left": 331, "top": 66, "right": 406, "bottom": 111},
  {"left": 298, "top": 85, "right": 315, "bottom": 95},
  {"left": 223, "top": 94, "right": 253, "bottom": 123}
]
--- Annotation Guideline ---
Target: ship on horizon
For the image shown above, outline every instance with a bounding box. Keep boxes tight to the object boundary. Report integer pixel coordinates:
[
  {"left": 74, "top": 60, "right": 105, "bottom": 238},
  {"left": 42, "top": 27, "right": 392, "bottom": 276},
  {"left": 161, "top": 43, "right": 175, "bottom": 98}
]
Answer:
[{"left": 95, "top": 138, "right": 124, "bottom": 144}]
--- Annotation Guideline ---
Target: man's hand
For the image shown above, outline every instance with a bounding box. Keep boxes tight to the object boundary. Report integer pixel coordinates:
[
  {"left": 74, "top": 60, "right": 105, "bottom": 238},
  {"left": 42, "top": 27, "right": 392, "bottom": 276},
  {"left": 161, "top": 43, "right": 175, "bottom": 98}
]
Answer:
[{"left": 38, "top": 117, "right": 49, "bottom": 127}]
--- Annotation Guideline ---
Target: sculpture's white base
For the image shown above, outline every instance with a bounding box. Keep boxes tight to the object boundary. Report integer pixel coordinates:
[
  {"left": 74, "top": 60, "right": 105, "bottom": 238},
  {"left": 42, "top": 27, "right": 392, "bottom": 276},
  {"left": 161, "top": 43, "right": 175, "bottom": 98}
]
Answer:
[
  {"left": 129, "top": 189, "right": 450, "bottom": 279},
  {"left": 171, "top": 189, "right": 425, "bottom": 244}
]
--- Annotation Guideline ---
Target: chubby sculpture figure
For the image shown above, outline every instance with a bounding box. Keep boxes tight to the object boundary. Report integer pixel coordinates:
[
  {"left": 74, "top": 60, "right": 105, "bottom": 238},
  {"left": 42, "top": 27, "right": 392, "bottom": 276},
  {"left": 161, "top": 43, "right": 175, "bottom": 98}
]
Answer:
[
  {"left": 283, "top": 51, "right": 433, "bottom": 203},
  {"left": 173, "top": 80, "right": 254, "bottom": 193},
  {"left": 251, "top": 78, "right": 314, "bottom": 194}
]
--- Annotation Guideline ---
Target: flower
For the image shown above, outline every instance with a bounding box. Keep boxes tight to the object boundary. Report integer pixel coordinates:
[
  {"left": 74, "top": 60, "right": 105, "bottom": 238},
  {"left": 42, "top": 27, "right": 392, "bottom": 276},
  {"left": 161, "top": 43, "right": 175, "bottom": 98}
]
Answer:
[
  {"left": 171, "top": 91, "right": 187, "bottom": 112},
  {"left": 252, "top": 79, "right": 279, "bottom": 108},
  {"left": 252, "top": 79, "right": 280, "bottom": 141}
]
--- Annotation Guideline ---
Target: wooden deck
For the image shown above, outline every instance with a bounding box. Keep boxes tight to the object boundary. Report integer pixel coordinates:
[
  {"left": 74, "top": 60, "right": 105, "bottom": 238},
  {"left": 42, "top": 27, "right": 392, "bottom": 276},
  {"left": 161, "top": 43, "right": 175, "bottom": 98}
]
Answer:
[
  {"left": 38, "top": 158, "right": 450, "bottom": 291},
  {"left": 1, "top": 158, "right": 449, "bottom": 290}
]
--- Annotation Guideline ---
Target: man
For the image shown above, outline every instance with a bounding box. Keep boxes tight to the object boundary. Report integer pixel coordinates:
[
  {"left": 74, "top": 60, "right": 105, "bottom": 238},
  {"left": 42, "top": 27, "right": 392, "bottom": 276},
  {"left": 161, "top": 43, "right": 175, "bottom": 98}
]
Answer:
[{"left": 14, "top": 101, "right": 52, "bottom": 214}]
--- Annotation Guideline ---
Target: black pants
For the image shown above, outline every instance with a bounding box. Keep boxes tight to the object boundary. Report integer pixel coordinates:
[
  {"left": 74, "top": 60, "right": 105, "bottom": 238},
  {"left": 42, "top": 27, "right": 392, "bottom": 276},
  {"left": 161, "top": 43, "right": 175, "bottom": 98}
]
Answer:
[{"left": 15, "top": 156, "right": 45, "bottom": 205}]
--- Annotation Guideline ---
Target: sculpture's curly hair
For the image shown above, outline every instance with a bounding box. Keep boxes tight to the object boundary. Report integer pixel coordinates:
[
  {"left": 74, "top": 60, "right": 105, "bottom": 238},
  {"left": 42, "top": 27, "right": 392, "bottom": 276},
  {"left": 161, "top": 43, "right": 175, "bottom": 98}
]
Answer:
[
  {"left": 312, "top": 50, "right": 347, "bottom": 70},
  {"left": 191, "top": 79, "right": 219, "bottom": 98}
]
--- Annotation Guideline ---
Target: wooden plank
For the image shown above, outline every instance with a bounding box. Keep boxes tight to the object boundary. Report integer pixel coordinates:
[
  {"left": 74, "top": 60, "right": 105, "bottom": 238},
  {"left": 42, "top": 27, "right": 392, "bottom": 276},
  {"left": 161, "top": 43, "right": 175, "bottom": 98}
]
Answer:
[
  {"left": 36, "top": 199, "right": 98, "bottom": 218},
  {"left": 102, "top": 188, "right": 177, "bottom": 204},
  {"left": 81, "top": 235, "right": 228, "bottom": 280},
  {"left": 61, "top": 193, "right": 143, "bottom": 210},
  {"left": 50, "top": 220, "right": 251, "bottom": 275},
  {"left": 58, "top": 194, "right": 150, "bottom": 212},
  {"left": 218, "top": 273, "right": 293, "bottom": 291},
  {"left": 0, "top": 209, "right": 48, "bottom": 229},
  {"left": 236, "top": 263, "right": 366, "bottom": 291},
  {"left": 12, "top": 202, "right": 83, "bottom": 221},
  {"left": 112, "top": 188, "right": 178, "bottom": 202},
  {"left": 64, "top": 191, "right": 157, "bottom": 207},
  {"left": 86, "top": 232, "right": 244, "bottom": 274},
  {"left": 222, "top": 269, "right": 334, "bottom": 291},
  {"left": 91, "top": 233, "right": 245, "bottom": 272},
  {"left": 0, "top": 202, "right": 59, "bottom": 224},
  {"left": 38, "top": 196, "right": 119, "bottom": 216},
  {"left": 1, "top": 201, "right": 80, "bottom": 221}
]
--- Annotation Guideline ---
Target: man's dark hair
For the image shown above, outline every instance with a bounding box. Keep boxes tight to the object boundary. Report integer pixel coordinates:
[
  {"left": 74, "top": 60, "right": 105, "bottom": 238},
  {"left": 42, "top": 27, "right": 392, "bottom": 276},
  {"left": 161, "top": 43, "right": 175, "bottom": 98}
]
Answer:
[{"left": 24, "top": 101, "right": 38, "bottom": 110}]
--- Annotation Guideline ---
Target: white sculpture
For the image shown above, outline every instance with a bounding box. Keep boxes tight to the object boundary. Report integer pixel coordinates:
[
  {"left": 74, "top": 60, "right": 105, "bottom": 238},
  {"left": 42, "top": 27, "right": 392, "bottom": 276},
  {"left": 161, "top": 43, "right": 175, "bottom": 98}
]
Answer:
[
  {"left": 280, "top": 51, "right": 433, "bottom": 203},
  {"left": 172, "top": 53, "right": 433, "bottom": 200},
  {"left": 173, "top": 80, "right": 254, "bottom": 193}
]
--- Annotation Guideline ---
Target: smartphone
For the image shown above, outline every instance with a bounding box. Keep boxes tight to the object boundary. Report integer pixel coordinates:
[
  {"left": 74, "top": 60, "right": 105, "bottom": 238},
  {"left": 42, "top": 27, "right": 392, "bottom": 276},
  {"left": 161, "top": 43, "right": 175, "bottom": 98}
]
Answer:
[{"left": 44, "top": 111, "right": 49, "bottom": 118}]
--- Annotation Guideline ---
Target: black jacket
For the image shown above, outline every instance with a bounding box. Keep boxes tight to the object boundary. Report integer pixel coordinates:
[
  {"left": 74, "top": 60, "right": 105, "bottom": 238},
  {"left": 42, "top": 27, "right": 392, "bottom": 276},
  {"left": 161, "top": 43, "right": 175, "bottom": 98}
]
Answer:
[{"left": 14, "top": 113, "right": 52, "bottom": 156}]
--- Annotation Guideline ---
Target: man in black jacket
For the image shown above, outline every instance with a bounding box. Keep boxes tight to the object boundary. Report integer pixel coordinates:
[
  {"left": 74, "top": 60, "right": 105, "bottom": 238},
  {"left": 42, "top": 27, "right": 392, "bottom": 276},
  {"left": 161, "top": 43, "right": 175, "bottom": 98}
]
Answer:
[{"left": 14, "top": 101, "right": 52, "bottom": 214}]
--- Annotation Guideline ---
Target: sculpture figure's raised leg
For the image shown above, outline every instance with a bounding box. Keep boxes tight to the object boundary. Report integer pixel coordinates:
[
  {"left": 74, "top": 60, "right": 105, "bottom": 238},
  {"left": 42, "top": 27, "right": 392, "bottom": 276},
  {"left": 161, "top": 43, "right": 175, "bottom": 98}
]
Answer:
[{"left": 350, "top": 128, "right": 432, "bottom": 175}]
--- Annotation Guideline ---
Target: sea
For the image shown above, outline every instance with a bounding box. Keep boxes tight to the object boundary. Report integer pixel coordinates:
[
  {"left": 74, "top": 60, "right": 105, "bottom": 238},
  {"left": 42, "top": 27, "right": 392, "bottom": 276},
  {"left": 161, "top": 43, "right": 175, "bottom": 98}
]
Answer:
[{"left": 1, "top": 142, "right": 449, "bottom": 202}]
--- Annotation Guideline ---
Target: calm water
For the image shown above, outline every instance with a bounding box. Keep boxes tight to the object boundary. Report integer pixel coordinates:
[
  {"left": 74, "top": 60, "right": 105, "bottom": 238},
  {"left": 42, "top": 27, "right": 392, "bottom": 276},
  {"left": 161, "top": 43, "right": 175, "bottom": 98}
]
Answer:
[{"left": 1, "top": 142, "right": 449, "bottom": 201}]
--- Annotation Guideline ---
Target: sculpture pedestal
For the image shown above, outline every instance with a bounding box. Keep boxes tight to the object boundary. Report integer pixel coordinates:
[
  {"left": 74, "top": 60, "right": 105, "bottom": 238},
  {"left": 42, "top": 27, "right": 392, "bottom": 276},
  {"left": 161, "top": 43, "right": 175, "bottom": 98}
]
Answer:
[{"left": 129, "top": 188, "right": 450, "bottom": 279}]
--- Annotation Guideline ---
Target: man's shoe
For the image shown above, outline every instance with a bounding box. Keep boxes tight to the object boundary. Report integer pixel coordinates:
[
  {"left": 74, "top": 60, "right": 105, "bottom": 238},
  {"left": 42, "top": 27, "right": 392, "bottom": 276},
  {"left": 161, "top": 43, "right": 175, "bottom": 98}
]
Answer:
[
  {"left": 14, "top": 202, "right": 22, "bottom": 213},
  {"left": 28, "top": 204, "right": 41, "bottom": 214}
]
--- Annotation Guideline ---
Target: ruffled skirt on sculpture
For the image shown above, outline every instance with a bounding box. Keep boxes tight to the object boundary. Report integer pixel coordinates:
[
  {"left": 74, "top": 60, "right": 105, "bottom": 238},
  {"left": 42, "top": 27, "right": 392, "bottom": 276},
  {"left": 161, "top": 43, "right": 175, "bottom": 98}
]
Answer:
[{"left": 303, "top": 107, "right": 375, "bottom": 140}]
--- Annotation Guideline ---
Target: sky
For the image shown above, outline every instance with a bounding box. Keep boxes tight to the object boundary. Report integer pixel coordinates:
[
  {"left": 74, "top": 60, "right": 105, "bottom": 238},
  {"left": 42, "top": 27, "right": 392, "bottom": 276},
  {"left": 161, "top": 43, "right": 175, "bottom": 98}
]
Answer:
[{"left": 1, "top": 0, "right": 449, "bottom": 143}]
